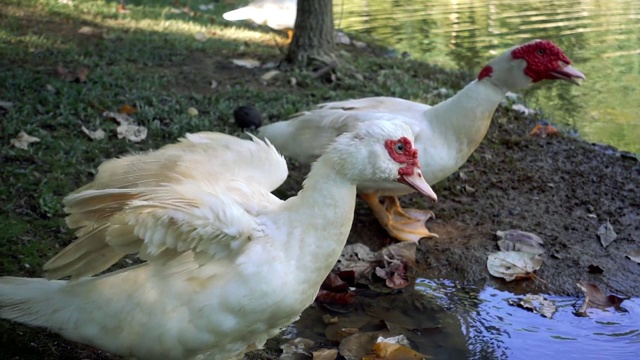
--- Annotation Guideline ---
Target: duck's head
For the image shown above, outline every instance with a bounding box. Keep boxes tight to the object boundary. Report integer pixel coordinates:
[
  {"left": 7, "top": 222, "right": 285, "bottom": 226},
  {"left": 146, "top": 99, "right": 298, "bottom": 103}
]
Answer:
[
  {"left": 327, "top": 118, "right": 437, "bottom": 202},
  {"left": 479, "top": 39, "right": 586, "bottom": 91}
]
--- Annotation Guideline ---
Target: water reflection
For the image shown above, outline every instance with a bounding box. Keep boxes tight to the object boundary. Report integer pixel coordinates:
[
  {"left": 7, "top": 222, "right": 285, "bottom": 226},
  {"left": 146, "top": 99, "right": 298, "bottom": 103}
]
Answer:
[
  {"left": 416, "top": 278, "right": 640, "bottom": 359},
  {"left": 336, "top": 0, "right": 640, "bottom": 153}
]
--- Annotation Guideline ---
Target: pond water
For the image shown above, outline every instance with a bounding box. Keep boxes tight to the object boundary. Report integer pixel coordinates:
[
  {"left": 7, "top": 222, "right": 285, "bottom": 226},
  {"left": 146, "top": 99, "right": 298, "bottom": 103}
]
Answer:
[
  {"left": 416, "top": 279, "right": 640, "bottom": 359},
  {"left": 335, "top": 0, "right": 640, "bottom": 154}
]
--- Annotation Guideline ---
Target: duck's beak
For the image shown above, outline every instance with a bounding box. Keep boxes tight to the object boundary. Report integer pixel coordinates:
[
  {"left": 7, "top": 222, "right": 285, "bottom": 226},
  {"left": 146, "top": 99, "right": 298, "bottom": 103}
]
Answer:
[
  {"left": 399, "top": 169, "right": 437, "bottom": 202},
  {"left": 551, "top": 63, "right": 586, "bottom": 85}
]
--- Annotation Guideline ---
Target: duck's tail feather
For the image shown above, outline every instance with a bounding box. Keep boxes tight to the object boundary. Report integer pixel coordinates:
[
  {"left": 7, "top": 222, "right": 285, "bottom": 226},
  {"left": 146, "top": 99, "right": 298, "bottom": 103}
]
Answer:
[{"left": 0, "top": 277, "right": 73, "bottom": 330}]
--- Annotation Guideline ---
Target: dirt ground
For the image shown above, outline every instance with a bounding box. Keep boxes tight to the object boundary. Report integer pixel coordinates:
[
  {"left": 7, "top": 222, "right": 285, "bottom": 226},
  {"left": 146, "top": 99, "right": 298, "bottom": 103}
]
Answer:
[{"left": 343, "top": 108, "right": 640, "bottom": 298}]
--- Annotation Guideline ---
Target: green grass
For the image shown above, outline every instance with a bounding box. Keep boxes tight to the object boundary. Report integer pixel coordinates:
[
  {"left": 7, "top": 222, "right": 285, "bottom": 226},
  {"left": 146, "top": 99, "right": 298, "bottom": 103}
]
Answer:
[{"left": 0, "top": 0, "right": 471, "bottom": 358}]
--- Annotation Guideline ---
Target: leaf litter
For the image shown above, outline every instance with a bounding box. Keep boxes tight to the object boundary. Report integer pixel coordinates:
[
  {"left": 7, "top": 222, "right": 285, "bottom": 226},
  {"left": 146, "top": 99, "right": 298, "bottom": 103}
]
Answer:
[
  {"left": 81, "top": 126, "right": 106, "bottom": 141},
  {"left": 102, "top": 111, "right": 147, "bottom": 142},
  {"left": 10, "top": 131, "right": 41, "bottom": 149},
  {"left": 597, "top": 219, "right": 617, "bottom": 247},
  {"left": 575, "top": 281, "right": 628, "bottom": 315},
  {"left": 626, "top": 249, "right": 640, "bottom": 264},
  {"left": 487, "top": 251, "right": 543, "bottom": 281},
  {"left": 496, "top": 229, "right": 545, "bottom": 255},
  {"left": 507, "top": 294, "right": 557, "bottom": 319}
]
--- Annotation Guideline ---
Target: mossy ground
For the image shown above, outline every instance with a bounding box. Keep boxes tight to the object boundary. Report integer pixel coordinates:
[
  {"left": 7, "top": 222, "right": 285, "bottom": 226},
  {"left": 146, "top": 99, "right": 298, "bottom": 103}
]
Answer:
[{"left": 1, "top": 1, "right": 638, "bottom": 359}]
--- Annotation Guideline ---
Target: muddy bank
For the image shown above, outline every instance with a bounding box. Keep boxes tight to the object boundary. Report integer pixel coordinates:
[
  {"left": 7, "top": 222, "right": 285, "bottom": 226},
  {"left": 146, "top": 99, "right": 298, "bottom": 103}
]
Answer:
[{"left": 337, "top": 108, "right": 640, "bottom": 298}]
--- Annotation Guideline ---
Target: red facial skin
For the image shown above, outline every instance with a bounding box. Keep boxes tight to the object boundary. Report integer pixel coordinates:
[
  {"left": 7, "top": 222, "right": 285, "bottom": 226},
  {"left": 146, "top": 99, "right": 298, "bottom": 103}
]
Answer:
[
  {"left": 478, "top": 40, "right": 573, "bottom": 83},
  {"left": 385, "top": 136, "right": 421, "bottom": 178}
]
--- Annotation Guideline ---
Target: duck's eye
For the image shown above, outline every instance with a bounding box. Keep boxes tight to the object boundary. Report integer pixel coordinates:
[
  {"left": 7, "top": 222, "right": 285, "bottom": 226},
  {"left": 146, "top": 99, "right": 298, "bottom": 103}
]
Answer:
[
  {"left": 537, "top": 49, "right": 545, "bottom": 56},
  {"left": 394, "top": 142, "right": 405, "bottom": 153}
]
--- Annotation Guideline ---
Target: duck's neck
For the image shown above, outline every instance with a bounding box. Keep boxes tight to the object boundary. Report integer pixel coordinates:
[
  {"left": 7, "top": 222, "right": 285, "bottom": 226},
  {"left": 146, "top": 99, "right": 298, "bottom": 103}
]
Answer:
[
  {"left": 422, "top": 79, "right": 507, "bottom": 182},
  {"left": 274, "top": 156, "right": 357, "bottom": 286}
]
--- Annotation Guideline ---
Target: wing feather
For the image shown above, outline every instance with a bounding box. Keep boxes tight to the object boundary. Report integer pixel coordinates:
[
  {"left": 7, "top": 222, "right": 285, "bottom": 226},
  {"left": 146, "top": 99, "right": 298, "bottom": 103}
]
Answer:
[{"left": 44, "top": 134, "right": 286, "bottom": 280}]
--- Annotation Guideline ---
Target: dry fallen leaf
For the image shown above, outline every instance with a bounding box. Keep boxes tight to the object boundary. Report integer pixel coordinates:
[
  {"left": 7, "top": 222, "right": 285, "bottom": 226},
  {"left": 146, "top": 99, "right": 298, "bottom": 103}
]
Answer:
[
  {"left": 496, "top": 229, "right": 545, "bottom": 255},
  {"left": 597, "top": 220, "right": 617, "bottom": 248},
  {"left": 372, "top": 341, "right": 430, "bottom": 359},
  {"left": 316, "top": 271, "right": 355, "bottom": 304},
  {"left": 487, "top": 251, "right": 543, "bottom": 282},
  {"left": 118, "top": 104, "right": 138, "bottom": 115},
  {"left": 187, "top": 107, "right": 199, "bottom": 117},
  {"left": 231, "top": 58, "right": 261, "bottom": 68},
  {"left": 78, "top": 26, "right": 100, "bottom": 36},
  {"left": 261, "top": 70, "right": 281, "bottom": 82},
  {"left": 81, "top": 126, "right": 106, "bottom": 141},
  {"left": 312, "top": 348, "right": 338, "bottom": 360},
  {"left": 575, "top": 281, "right": 628, "bottom": 315},
  {"left": 507, "top": 294, "right": 557, "bottom": 319},
  {"left": 339, "top": 331, "right": 387, "bottom": 360},
  {"left": 103, "top": 111, "right": 147, "bottom": 142},
  {"left": 280, "top": 337, "right": 314, "bottom": 360},
  {"left": 529, "top": 123, "right": 558, "bottom": 137},
  {"left": 334, "top": 243, "right": 377, "bottom": 278},
  {"left": 626, "top": 249, "right": 640, "bottom": 264},
  {"left": 10, "top": 131, "right": 41, "bottom": 150},
  {"left": 57, "top": 64, "right": 89, "bottom": 82},
  {"left": 194, "top": 32, "right": 207, "bottom": 41}
]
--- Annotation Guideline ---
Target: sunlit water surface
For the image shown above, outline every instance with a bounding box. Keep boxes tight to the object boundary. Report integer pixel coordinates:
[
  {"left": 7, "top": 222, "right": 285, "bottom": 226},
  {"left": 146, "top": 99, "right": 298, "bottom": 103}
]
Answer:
[
  {"left": 416, "top": 279, "right": 640, "bottom": 359},
  {"left": 335, "top": 0, "right": 640, "bottom": 154}
]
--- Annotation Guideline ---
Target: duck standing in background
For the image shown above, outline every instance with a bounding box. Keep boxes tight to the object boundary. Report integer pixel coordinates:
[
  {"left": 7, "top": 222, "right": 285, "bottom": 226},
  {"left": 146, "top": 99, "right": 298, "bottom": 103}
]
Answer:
[
  {"left": 0, "top": 119, "right": 436, "bottom": 360},
  {"left": 222, "top": 0, "right": 297, "bottom": 42},
  {"left": 258, "top": 40, "right": 585, "bottom": 242}
]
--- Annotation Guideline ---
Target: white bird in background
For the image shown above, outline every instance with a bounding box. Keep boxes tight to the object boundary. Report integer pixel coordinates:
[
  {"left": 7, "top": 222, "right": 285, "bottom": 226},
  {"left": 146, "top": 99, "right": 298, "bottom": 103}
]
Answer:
[
  {"left": 223, "top": 0, "right": 297, "bottom": 42},
  {"left": 258, "top": 39, "right": 585, "bottom": 242}
]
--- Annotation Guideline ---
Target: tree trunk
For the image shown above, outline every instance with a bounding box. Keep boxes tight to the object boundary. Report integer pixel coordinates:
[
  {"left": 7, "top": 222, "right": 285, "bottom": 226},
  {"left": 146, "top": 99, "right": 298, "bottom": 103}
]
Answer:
[{"left": 286, "top": 0, "right": 336, "bottom": 67}]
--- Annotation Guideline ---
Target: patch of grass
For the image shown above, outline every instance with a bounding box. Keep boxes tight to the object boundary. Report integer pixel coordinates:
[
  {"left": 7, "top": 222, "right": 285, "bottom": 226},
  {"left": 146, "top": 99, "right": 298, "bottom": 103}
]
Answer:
[{"left": 0, "top": 0, "right": 471, "bottom": 358}]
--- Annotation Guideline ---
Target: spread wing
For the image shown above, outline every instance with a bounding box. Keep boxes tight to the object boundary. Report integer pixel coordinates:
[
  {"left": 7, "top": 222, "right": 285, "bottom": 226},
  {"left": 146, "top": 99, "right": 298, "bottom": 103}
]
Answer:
[{"left": 44, "top": 133, "right": 287, "bottom": 280}]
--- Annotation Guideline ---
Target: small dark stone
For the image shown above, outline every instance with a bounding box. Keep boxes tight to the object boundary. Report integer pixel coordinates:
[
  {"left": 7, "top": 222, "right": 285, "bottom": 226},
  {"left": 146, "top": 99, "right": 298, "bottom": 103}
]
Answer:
[{"left": 233, "top": 105, "right": 263, "bottom": 130}]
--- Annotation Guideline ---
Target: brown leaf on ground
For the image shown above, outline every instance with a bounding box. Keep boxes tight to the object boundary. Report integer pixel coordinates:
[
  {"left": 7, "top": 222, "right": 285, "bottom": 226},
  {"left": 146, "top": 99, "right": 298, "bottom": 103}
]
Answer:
[
  {"left": 312, "top": 348, "right": 338, "bottom": 360},
  {"left": 316, "top": 289, "right": 355, "bottom": 305},
  {"left": 486, "top": 251, "right": 543, "bottom": 282},
  {"left": 371, "top": 341, "right": 430, "bottom": 359},
  {"left": 333, "top": 243, "right": 416, "bottom": 291},
  {"left": 56, "top": 64, "right": 89, "bottom": 83},
  {"left": 575, "top": 281, "right": 628, "bottom": 315},
  {"left": 280, "top": 337, "right": 314, "bottom": 360},
  {"left": 529, "top": 123, "right": 558, "bottom": 137},
  {"left": 10, "top": 131, "right": 41, "bottom": 149},
  {"left": 118, "top": 104, "right": 138, "bottom": 115},
  {"left": 339, "top": 331, "right": 387, "bottom": 360}
]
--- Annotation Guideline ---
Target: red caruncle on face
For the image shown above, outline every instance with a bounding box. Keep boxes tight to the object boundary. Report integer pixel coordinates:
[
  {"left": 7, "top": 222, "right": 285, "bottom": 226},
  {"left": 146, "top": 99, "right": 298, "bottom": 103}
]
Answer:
[
  {"left": 511, "top": 40, "right": 573, "bottom": 83},
  {"left": 385, "top": 136, "right": 420, "bottom": 176}
]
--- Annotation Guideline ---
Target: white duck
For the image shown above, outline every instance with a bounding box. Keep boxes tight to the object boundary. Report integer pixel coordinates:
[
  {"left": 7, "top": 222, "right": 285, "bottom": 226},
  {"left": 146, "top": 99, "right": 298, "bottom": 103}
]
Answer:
[
  {"left": 0, "top": 119, "right": 436, "bottom": 360},
  {"left": 258, "top": 39, "right": 585, "bottom": 242},
  {"left": 222, "top": 0, "right": 297, "bottom": 41}
]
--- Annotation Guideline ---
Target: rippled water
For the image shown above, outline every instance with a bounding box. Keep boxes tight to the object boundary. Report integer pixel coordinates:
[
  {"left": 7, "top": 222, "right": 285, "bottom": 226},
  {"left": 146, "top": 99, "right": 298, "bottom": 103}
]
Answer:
[
  {"left": 416, "top": 278, "right": 640, "bottom": 359},
  {"left": 335, "top": 0, "right": 640, "bottom": 154}
]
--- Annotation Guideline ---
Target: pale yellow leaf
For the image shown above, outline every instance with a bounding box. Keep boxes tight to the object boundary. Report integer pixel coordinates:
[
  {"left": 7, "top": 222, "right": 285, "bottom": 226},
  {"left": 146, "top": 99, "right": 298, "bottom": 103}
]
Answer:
[
  {"left": 10, "top": 131, "right": 40, "bottom": 150},
  {"left": 231, "top": 58, "right": 261, "bottom": 68},
  {"left": 81, "top": 126, "right": 106, "bottom": 141},
  {"left": 487, "top": 251, "right": 542, "bottom": 281},
  {"left": 194, "top": 32, "right": 207, "bottom": 41},
  {"left": 261, "top": 70, "right": 281, "bottom": 82}
]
